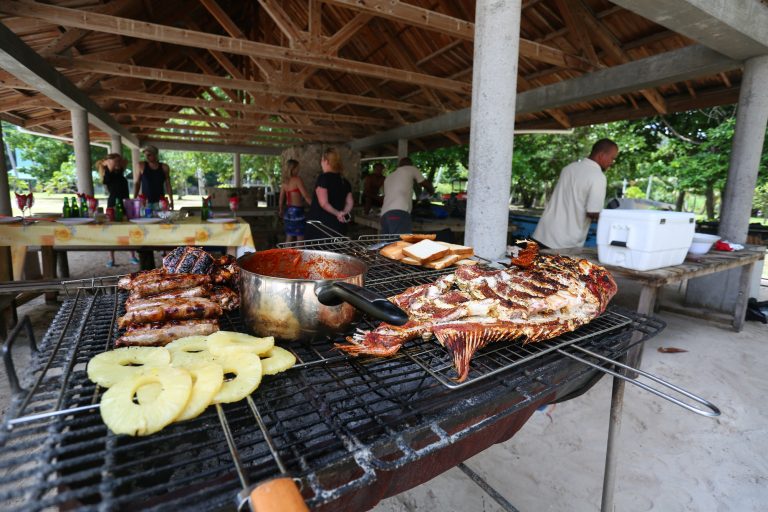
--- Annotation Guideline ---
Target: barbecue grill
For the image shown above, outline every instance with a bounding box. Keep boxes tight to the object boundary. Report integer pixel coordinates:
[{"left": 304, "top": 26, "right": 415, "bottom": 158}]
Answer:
[{"left": 0, "top": 233, "right": 719, "bottom": 511}]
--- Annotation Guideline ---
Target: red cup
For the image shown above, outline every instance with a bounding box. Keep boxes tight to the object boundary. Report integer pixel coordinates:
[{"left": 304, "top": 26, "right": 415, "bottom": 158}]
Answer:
[{"left": 106, "top": 207, "right": 115, "bottom": 222}]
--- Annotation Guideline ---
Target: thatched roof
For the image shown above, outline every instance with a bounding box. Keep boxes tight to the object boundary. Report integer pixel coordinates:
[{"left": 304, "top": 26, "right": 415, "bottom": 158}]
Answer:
[{"left": 1, "top": 1, "right": 766, "bottom": 155}]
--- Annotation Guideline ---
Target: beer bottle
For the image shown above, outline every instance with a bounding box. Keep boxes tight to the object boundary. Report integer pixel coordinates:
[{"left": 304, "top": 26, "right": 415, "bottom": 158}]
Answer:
[
  {"left": 71, "top": 197, "right": 80, "bottom": 218},
  {"left": 79, "top": 196, "right": 88, "bottom": 217},
  {"left": 115, "top": 199, "right": 124, "bottom": 222},
  {"left": 201, "top": 198, "right": 209, "bottom": 221},
  {"left": 62, "top": 198, "right": 71, "bottom": 218}
]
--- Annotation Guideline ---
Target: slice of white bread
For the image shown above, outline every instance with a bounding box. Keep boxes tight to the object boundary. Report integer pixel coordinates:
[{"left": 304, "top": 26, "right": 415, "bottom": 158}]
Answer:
[
  {"left": 379, "top": 241, "right": 411, "bottom": 260},
  {"left": 424, "top": 253, "right": 460, "bottom": 270},
  {"left": 436, "top": 241, "right": 474, "bottom": 258},
  {"left": 402, "top": 239, "right": 450, "bottom": 263},
  {"left": 400, "top": 256, "right": 422, "bottom": 265},
  {"left": 400, "top": 233, "right": 437, "bottom": 243},
  {"left": 455, "top": 259, "right": 478, "bottom": 266}
]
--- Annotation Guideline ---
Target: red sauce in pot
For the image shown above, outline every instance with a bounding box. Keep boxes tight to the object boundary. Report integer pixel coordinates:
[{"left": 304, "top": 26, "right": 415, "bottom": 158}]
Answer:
[{"left": 240, "top": 249, "right": 355, "bottom": 280}]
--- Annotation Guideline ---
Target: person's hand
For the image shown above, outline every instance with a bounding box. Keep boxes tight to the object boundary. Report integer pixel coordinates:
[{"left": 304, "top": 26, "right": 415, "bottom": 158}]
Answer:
[
  {"left": 169, "top": 200, "right": 174, "bottom": 210},
  {"left": 278, "top": 208, "right": 283, "bottom": 217},
  {"left": 336, "top": 211, "right": 347, "bottom": 223}
]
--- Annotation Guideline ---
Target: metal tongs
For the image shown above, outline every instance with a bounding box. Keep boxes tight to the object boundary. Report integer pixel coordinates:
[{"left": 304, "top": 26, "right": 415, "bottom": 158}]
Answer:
[{"left": 218, "top": 398, "right": 309, "bottom": 512}]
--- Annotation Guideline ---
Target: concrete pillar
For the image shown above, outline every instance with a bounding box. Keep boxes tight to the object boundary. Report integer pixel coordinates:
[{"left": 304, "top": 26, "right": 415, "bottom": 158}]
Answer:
[
  {"left": 131, "top": 147, "right": 141, "bottom": 185},
  {"left": 0, "top": 128, "right": 11, "bottom": 216},
  {"left": 110, "top": 134, "right": 122, "bottom": 155},
  {"left": 719, "top": 55, "right": 768, "bottom": 244},
  {"left": 464, "top": 0, "right": 521, "bottom": 261},
  {"left": 70, "top": 108, "right": 93, "bottom": 196},
  {"left": 397, "top": 139, "right": 408, "bottom": 160},
  {"left": 685, "top": 55, "right": 768, "bottom": 313},
  {"left": 233, "top": 153, "right": 242, "bottom": 187}
]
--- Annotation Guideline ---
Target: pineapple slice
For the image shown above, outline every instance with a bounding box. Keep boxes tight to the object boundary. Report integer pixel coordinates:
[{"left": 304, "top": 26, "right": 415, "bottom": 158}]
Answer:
[
  {"left": 207, "top": 331, "right": 274, "bottom": 357},
  {"left": 260, "top": 346, "right": 297, "bottom": 376},
  {"left": 166, "top": 335, "right": 214, "bottom": 367},
  {"left": 87, "top": 347, "right": 171, "bottom": 388},
  {"left": 212, "top": 352, "right": 262, "bottom": 403},
  {"left": 174, "top": 362, "right": 224, "bottom": 421},
  {"left": 135, "top": 382, "right": 162, "bottom": 404},
  {"left": 100, "top": 367, "right": 192, "bottom": 436},
  {"left": 135, "top": 362, "right": 224, "bottom": 421}
]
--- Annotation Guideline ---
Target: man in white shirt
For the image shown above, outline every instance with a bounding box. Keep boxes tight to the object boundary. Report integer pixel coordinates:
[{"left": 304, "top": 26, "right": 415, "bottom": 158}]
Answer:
[
  {"left": 380, "top": 157, "right": 435, "bottom": 234},
  {"left": 533, "top": 139, "right": 618, "bottom": 249}
]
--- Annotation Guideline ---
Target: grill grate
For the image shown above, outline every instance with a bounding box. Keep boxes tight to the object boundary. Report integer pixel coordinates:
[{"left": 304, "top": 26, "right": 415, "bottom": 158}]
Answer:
[{"left": 0, "top": 235, "right": 665, "bottom": 511}]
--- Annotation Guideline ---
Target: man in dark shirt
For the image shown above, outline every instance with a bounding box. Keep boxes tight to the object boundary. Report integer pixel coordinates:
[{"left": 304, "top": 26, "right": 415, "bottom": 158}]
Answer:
[
  {"left": 133, "top": 145, "right": 173, "bottom": 210},
  {"left": 362, "top": 163, "right": 386, "bottom": 214}
]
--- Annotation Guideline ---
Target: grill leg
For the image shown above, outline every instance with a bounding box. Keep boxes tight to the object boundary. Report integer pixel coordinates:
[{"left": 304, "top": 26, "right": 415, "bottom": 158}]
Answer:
[{"left": 600, "top": 357, "right": 627, "bottom": 512}]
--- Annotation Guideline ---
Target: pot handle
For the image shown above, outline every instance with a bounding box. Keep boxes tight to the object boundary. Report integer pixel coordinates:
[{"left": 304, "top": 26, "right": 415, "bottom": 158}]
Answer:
[{"left": 315, "top": 282, "right": 409, "bottom": 326}]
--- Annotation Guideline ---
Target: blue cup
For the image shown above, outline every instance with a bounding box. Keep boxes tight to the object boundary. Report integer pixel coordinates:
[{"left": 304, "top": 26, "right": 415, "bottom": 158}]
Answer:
[{"left": 144, "top": 207, "right": 153, "bottom": 218}]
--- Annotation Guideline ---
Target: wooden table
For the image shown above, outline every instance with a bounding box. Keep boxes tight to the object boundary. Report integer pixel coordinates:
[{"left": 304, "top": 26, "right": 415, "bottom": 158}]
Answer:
[{"left": 548, "top": 245, "right": 766, "bottom": 334}]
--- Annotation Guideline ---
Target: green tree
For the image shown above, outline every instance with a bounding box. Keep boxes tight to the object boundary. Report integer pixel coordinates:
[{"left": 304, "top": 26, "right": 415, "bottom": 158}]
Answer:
[{"left": 2, "top": 122, "right": 74, "bottom": 181}]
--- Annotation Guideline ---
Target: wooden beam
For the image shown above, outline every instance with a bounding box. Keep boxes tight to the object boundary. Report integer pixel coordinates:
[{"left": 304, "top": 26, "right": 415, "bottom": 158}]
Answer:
[
  {"left": 0, "top": 0, "right": 477, "bottom": 93},
  {"left": 350, "top": 45, "right": 739, "bottom": 150},
  {"left": 0, "top": 21, "right": 138, "bottom": 145},
  {"left": 323, "top": 0, "right": 474, "bottom": 39},
  {"left": 544, "top": 108, "right": 572, "bottom": 128},
  {"left": 91, "top": 88, "right": 393, "bottom": 126},
  {"left": 323, "top": 0, "right": 594, "bottom": 71},
  {"left": 111, "top": 108, "right": 361, "bottom": 135},
  {"left": 135, "top": 125, "right": 344, "bottom": 142},
  {"left": 49, "top": 55, "right": 437, "bottom": 115},
  {"left": 146, "top": 139, "right": 284, "bottom": 155},
  {"left": 131, "top": 120, "right": 348, "bottom": 140},
  {"left": 554, "top": 0, "right": 600, "bottom": 66},
  {"left": 257, "top": 0, "right": 307, "bottom": 48},
  {"left": 574, "top": 0, "right": 668, "bottom": 114}
]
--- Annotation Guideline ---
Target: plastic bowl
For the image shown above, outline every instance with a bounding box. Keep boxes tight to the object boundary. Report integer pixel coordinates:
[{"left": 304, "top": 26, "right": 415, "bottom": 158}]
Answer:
[{"left": 689, "top": 233, "right": 720, "bottom": 255}]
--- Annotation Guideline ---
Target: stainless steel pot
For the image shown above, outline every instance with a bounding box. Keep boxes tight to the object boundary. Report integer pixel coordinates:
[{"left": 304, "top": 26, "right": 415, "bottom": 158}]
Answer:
[{"left": 237, "top": 249, "right": 408, "bottom": 341}]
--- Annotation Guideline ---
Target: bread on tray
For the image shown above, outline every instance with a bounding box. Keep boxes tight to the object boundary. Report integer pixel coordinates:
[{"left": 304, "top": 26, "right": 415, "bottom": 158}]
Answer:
[
  {"left": 378, "top": 235, "right": 476, "bottom": 269},
  {"left": 402, "top": 239, "right": 451, "bottom": 263},
  {"left": 379, "top": 240, "right": 411, "bottom": 260},
  {"left": 424, "top": 253, "right": 460, "bottom": 270},
  {"left": 399, "top": 233, "right": 437, "bottom": 243},
  {"left": 436, "top": 241, "right": 474, "bottom": 259}
]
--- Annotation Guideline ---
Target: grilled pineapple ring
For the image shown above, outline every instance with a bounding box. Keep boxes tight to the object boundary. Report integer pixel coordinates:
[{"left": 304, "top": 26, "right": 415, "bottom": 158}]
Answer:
[
  {"left": 212, "top": 352, "right": 262, "bottom": 403},
  {"left": 260, "top": 347, "right": 296, "bottom": 376},
  {"left": 207, "top": 331, "right": 274, "bottom": 357},
  {"left": 100, "top": 367, "right": 192, "bottom": 436},
  {"left": 166, "top": 335, "right": 214, "bottom": 366},
  {"left": 87, "top": 347, "right": 171, "bottom": 388}
]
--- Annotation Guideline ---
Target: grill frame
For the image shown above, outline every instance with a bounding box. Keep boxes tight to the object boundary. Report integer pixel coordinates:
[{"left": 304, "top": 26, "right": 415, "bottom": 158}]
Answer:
[{"left": 0, "top": 236, "right": 665, "bottom": 511}]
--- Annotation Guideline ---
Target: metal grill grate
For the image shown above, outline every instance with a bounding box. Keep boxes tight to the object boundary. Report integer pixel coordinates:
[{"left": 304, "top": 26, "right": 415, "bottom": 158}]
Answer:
[{"left": 0, "top": 236, "right": 665, "bottom": 511}]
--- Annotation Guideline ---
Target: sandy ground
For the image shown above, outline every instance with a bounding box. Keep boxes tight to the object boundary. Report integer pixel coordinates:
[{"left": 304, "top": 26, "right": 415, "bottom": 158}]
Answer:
[{"left": 2, "top": 252, "right": 767, "bottom": 511}]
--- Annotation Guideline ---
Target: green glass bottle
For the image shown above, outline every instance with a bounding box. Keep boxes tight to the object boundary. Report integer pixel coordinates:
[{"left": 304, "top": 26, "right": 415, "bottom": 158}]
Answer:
[
  {"left": 71, "top": 197, "right": 80, "bottom": 218},
  {"left": 201, "top": 198, "right": 209, "bottom": 220},
  {"left": 62, "top": 198, "right": 71, "bottom": 218},
  {"left": 115, "top": 199, "right": 124, "bottom": 222}
]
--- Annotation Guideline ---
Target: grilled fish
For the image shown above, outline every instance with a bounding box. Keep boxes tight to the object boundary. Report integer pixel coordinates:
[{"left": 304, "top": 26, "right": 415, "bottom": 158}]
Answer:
[{"left": 337, "top": 247, "right": 617, "bottom": 382}]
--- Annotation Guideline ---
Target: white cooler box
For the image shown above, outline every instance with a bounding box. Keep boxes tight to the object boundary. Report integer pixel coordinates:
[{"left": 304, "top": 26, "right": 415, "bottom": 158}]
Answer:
[{"left": 597, "top": 210, "right": 695, "bottom": 271}]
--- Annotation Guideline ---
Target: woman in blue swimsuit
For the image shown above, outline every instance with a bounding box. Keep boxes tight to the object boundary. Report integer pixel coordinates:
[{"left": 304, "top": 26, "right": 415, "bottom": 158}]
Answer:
[{"left": 278, "top": 159, "right": 312, "bottom": 242}]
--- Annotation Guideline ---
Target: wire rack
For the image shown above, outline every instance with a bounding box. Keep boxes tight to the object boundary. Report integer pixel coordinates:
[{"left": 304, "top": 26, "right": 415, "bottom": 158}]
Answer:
[{"left": 0, "top": 234, "right": 665, "bottom": 511}]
